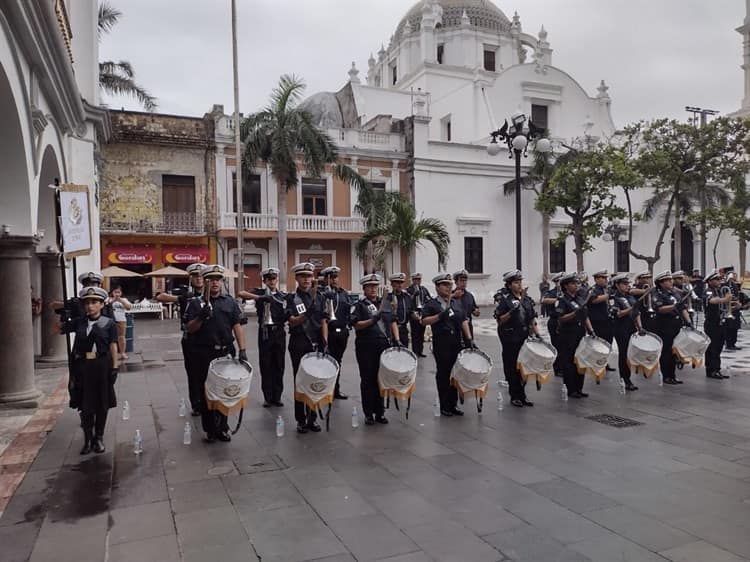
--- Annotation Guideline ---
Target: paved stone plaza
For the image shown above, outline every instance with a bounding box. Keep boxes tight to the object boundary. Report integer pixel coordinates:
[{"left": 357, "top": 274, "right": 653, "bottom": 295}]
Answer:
[{"left": 2, "top": 313, "right": 750, "bottom": 561}]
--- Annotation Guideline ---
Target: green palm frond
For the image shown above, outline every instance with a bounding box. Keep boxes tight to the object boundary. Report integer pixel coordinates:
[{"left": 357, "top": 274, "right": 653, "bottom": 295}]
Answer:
[{"left": 99, "top": 63, "right": 157, "bottom": 111}]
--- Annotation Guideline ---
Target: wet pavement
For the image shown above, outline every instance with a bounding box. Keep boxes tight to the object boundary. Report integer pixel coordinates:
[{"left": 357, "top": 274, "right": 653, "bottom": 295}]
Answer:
[{"left": 2, "top": 313, "right": 750, "bottom": 561}]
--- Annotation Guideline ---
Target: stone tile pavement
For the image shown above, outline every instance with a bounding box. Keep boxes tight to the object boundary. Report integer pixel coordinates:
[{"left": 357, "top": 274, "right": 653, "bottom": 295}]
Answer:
[{"left": 1, "top": 313, "right": 750, "bottom": 561}]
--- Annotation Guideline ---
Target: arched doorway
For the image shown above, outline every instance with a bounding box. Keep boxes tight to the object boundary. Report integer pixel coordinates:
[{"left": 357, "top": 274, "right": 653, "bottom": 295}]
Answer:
[{"left": 671, "top": 223, "right": 694, "bottom": 272}]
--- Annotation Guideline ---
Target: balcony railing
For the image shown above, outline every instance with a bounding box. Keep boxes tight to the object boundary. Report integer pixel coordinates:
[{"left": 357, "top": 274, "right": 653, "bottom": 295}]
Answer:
[
  {"left": 102, "top": 212, "right": 207, "bottom": 234},
  {"left": 329, "top": 128, "right": 404, "bottom": 152},
  {"left": 219, "top": 213, "right": 366, "bottom": 234}
]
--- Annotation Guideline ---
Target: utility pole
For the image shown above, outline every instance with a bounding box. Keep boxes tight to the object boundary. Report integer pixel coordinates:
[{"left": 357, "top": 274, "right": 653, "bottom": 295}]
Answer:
[
  {"left": 684, "top": 106, "right": 719, "bottom": 276},
  {"left": 232, "top": 0, "right": 243, "bottom": 295}
]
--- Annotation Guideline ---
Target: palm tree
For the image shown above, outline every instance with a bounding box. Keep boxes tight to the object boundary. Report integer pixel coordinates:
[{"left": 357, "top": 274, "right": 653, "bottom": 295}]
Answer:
[
  {"left": 357, "top": 195, "right": 450, "bottom": 276},
  {"left": 354, "top": 187, "right": 404, "bottom": 273},
  {"left": 98, "top": 3, "right": 157, "bottom": 111},
  {"left": 241, "top": 75, "right": 368, "bottom": 288}
]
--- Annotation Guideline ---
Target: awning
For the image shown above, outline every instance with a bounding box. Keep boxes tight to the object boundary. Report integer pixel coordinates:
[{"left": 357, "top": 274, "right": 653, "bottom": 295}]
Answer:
[
  {"left": 105, "top": 245, "right": 155, "bottom": 265},
  {"left": 101, "top": 265, "right": 143, "bottom": 278},
  {"left": 163, "top": 245, "right": 209, "bottom": 264},
  {"left": 146, "top": 266, "right": 189, "bottom": 277}
]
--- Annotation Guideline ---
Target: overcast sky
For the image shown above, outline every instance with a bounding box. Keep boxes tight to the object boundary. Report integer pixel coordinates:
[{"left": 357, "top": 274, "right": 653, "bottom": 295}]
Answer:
[{"left": 99, "top": 0, "right": 746, "bottom": 127}]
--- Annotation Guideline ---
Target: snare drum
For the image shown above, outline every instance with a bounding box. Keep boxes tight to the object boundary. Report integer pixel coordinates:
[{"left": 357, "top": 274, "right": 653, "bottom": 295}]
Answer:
[
  {"left": 517, "top": 339, "right": 557, "bottom": 385},
  {"left": 626, "top": 331, "right": 662, "bottom": 377},
  {"left": 205, "top": 357, "right": 253, "bottom": 415},
  {"left": 378, "top": 347, "right": 418, "bottom": 401},
  {"left": 450, "top": 348, "right": 493, "bottom": 401},
  {"left": 294, "top": 352, "right": 340, "bottom": 410},
  {"left": 574, "top": 335, "right": 612, "bottom": 381},
  {"left": 672, "top": 327, "right": 710, "bottom": 368}
]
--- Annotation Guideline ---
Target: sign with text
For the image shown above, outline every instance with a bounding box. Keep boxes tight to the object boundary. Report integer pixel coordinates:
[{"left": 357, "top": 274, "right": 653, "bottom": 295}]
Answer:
[
  {"left": 162, "top": 245, "right": 209, "bottom": 264},
  {"left": 106, "top": 245, "right": 155, "bottom": 265},
  {"left": 59, "top": 184, "right": 92, "bottom": 258}
]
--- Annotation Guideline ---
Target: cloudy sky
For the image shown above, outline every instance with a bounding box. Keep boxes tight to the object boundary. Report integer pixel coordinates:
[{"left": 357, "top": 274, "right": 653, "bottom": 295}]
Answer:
[{"left": 99, "top": 0, "right": 746, "bottom": 126}]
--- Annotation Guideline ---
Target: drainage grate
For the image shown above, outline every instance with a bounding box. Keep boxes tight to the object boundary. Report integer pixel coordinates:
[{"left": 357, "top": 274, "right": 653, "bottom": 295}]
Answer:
[{"left": 585, "top": 414, "right": 643, "bottom": 428}]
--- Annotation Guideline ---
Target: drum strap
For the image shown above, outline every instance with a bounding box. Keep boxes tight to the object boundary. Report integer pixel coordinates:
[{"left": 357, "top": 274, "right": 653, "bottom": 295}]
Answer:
[
  {"left": 318, "top": 404, "right": 333, "bottom": 432},
  {"left": 389, "top": 396, "right": 412, "bottom": 419},
  {"left": 231, "top": 408, "right": 244, "bottom": 435},
  {"left": 475, "top": 391, "right": 483, "bottom": 413}
]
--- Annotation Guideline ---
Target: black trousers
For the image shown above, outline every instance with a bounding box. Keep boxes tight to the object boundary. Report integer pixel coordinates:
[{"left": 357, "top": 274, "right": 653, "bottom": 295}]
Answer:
[
  {"left": 182, "top": 338, "right": 202, "bottom": 412},
  {"left": 355, "top": 337, "right": 388, "bottom": 417},
  {"left": 548, "top": 319, "right": 561, "bottom": 374},
  {"left": 258, "top": 326, "right": 286, "bottom": 403},
  {"left": 433, "top": 335, "right": 461, "bottom": 410},
  {"left": 397, "top": 324, "right": 409, "bottom": 347},
  {"left": 654, "top": 317, "right": 680, "bottom": 380},
  {"left": 289, "top": 337, "right": 317, "bottom": 425},
  {"left": 500, "top": 336, "right": 526, "bottom": 401},
  {"left": 410, "top": 319, "right": 426, "bottom": 355},
  {"left": 614, "top": 327, "right": 634, "bottom": 383},
  {"left": 193, "top": 346, "right": 230, "bottom": 436},
  {"left": 705, "top": 321, "right": 724, "bottom": 374},
  {"left": 328, "top": 327, "right": 349, "bottom": 395},
  {"left": 591, "top": 319, "right": 613, "bottom": 344},
  {"left": 724, "top": 314, "right": 740, "bottom": 347},
  {"left": 558, "top": 326, "right": 585, "bottom": 394}
]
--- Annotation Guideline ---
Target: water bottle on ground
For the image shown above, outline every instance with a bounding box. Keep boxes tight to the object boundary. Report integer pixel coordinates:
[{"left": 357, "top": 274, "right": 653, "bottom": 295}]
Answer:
[
  {"left": 275, "top": 415, "right": 285, "bottom": 437},
  {"left": 351, "top": 406, "right": 360, "bottom": 428},
  {"left": 183, "top": 422, "right": 192, "bottom": 445},
  {"left": 133, "top": 429, "right": 143, "bottom": 455},
  {"left": 619, "top": 378, "right": 627, "bottom": 395},
  {"left": 179, "top": 398, "right": 186, "bottom": 418},
  {"left": 658, "top": 371, "right": 664, "bottom": 387},
  {"left": 433, "top": 394, "right": 441, "bottom": 417},
  {"left": 122, "top": 400, "right": 130, "bottom": 421},
  {"left": 561, "top": 382, "right": 568, "bottom": 402},
  {"left": 497, "top": 390, "right": 504, "bottom": 411}
]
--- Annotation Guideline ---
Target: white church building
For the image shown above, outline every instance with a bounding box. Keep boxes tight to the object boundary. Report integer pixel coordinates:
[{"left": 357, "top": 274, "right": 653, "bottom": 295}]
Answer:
[{"left": 301, "top": 0, "right": 740, "bottom": 302}]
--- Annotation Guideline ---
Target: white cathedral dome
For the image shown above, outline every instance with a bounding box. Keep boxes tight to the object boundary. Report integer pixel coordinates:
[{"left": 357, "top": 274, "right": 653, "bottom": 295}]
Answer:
[{"left": 395, "top": 0, "right": 511, "bottom": 37}]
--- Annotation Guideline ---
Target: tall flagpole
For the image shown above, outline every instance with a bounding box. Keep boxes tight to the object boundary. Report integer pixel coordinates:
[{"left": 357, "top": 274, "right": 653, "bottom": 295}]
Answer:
[{"left": 231, "top": 0, "right": 243, "bottom": 294}]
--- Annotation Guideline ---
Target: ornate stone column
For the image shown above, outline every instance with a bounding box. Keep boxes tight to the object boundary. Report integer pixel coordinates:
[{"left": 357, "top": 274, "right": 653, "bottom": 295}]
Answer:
[
  {"left": 0, "top": 237, "right": 41, "bottom": 405},
  {"left": 38, "top": 253, "right": 67, "bottom": 363}
]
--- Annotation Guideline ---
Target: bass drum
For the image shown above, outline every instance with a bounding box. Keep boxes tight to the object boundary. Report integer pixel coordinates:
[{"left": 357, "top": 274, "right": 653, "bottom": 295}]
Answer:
[
  {"left": 205, "top": 356, "right": 253, "bottom": 416},
  {"left": 626, "top": 331, "right": 662, "bottom": 377},
  {"left": 574, "top": 335, "right": 612, "bottom": 382},
  {"left": 672, "top": 327, "right": 710, "bottom": 368},
  {"left": 517, "top": 338, "right": 557, "bottom": 385},
  {"left": 378, "top": 347, "right": 418, "bottom": 401},
  {"left": 294, "top": 352, "right": 340, "bottom": 411}
]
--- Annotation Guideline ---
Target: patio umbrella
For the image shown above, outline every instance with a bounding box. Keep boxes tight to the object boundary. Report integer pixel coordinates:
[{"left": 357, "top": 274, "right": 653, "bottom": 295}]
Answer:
[
  {"left": 146, "top": 265, "right": 189, "bottom": 277},
  {"left": 101, "top": 265, "right": 143, "bottom": 278}
]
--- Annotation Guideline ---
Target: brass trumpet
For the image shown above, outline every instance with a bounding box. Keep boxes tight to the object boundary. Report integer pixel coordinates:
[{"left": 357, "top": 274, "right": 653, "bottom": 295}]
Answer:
[
  {"left": 263, "top": 289, "right": 275, "bottom": 326},
  {"left": 720, "top": 286, "right": 734, "bottom": 324},
  {"left": 327, "top": 293, "right": 338, "bottom": 322}
]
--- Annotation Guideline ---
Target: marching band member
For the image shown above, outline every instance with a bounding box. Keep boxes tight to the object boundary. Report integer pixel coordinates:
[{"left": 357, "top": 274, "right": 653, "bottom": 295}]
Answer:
[
  {"left": 322, "top": 266, "right": 350, "bottom": 400},
  {"left": 452, "top": 269, "right": 480, "bottom": 337},
  {"left": 651, "top": 270, "right": 693, "bottom": 385},
  {"left": 286, "top": 262, "right": 328, "bottom": 433},
  {"left": 238, "top": 268, "right": 287, "bottom": 407},
  {"left": 350, "top": 274, "right": 390, "bottom": 425},
  {"left": 387, "top": 273, "right": 413, "bottom": 347},
  {"left": 588, "top": 270, "right": 615, "bottom": 371},
  {"left": 185, "top": 265, "right": 247, "bottom": 443},
  {"left": 611, "top": 274, "right": 644, "bottom": 391},
  {"left": 157, "top": 262, "right": 204, "bottom": 415},
  {"left": 495, "top": 270, "right": 540, "bottom": 407},
  {"left": 722, "top": 269, "right": 742, "bottom": 351},
  {"left": 555, "top": 272, "right": 595, "bottom": 398},
  {"left": 703, "top": 270, "right": 732, "bottom": 379},
  {"left": 540, "top": 272, "right": 563, "bottom": 377},
  {"left": 421, "top": 273, "right": 474, "bottom": 417},
  {"left": 630, "top": 271, "right": 654, "bottom": 332},
  {"left": 407, "top": 273, "right": 430, "bottom": 357}
]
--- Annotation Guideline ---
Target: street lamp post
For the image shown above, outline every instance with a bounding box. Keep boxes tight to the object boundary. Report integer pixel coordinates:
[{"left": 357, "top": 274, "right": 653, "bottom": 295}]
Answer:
[
  {"left": 487, "top": 111, "right": 551, "bottom": 270},
  {"left": 602, "top": 222, "right": 627, "bottom": 273}
]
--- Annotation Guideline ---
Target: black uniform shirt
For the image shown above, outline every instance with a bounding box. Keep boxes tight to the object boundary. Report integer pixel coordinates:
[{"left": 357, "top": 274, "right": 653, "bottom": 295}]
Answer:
[
  {"left": 350, "top": 297, "right": 389, "bottom": 341},
  {"left": 185, "top": 294, "right": 241, "bottom": 348},
  {"left": 286, "top": 289, "right": 328, "bottom": 341},
  {"left": 613, "top": 291, "right": 639, "bottom": 330},
  {"left": 703, "top": 286, "right": 722, "bottom": 325},
  {"left": 249, "top": 288, "right": 287, "bottom": 325},
  {"left": 406, "top": 284, "right": 431, "bottom": 311},
  {"left": 588, "top": 284, "right": 609, "bottom": 323},
  {"left": 495, "top": 292, "right": 536, "bottom": 341},
  {"left": 454, "top": 290, "right": 478, "bottom": 324},
  {"left": 325, "top": 287, "right": 351, "bottom": 330},
  {"left": 555, "top": 292, "right": 586, "bottom": 330},
  {"left": 422, "top": 297, "right": 466, "bottom": 339},
  {"left": 652, "top": 287, "right": 680, "bottom": 318},
  {"left": 179, "top": 290, "right": 203, "bottom": 332},
  {"left": 385, "top": 292, "right": 412, "bottom": 326},
  {"left": 66, "top": 315, "right": 118, "bottom": 355}
]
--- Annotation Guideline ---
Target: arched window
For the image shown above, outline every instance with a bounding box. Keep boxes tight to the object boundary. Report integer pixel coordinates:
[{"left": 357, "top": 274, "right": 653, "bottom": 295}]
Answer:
[{"left": 670, "top": 223, "right": 694, "bottom": 272}]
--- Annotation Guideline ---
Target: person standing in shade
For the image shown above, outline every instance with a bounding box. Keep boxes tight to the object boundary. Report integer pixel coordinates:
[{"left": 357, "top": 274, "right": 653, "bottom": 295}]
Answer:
[
  {"left": 321, "top": 266, "right": 350, "bottom": 400},
  {"left": 239, "top": 268, "right": 287, "bottom": 407},
  {"left": 185, "top": 265, "right": 247, "bottom": 443},
  {"left": 588, "top": 270, "right": 615, "bottom": 372},
  {"left": 386, "top": 273, "right": 412, "bottom": 347},
  {"left": 556, "top": 272, "right": 595, "bottom": 398},
  {"left": 651, "top": 270, "right": 693, "bottom": 385},
  {"left": 286, "top": 262, "right": 329, "bottom": 433},
  {"left": 703, "top": 270, "right": 732, "bottom": 380},
  {"left": 421, "top": 273, "right": 475, "bottom": 417},
  {"left": 495, "top": 270, "right": 540, "bottom": 408},
  {"left": 64, "top": 287, "right": 118, "bottom": 455},
  {"left": 108, "top": 285, "right": 132, "bottom": 361},
  {"left": 452, "top": 269, "right": 479, "bottom": 337},
  {"left": 350, "top": 274, "right": 390, "bottom": 425},
  {"left": 406, "top": 273, "right": 430, "bottom": 357},
  {"left": 157, "top": 263, "right": 204, "bottom": 416},
  {"left": 610, "top": 274, "right": 644, "bottom": 391}
]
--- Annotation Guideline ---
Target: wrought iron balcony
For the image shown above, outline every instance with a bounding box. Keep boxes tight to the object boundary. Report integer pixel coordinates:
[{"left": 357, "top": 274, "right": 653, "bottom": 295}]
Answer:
[
  {"left": 101, "top": 212, "right": 208, "bottom": 234},
  {"left": 219, "top": 213, "right": 366, "bottom": 234}
]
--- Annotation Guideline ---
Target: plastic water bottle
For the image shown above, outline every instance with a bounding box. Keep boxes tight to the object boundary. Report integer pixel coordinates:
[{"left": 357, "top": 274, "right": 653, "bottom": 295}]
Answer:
[
  {"left": 275, "top": 416, "right": 285, "bottom": 437},
  {"left": 183, "top": 422, "right": 192, "bottom": 445},
  {"left": 433, "top": 394, "right": 441, "bottom": 417},
  {"left": 561, "top": 383, "right": 568, "bottom": 402},
  {"left": 178, "top": 398, "right": 186, "bottom": 418},
  {"left": 122, "top": 400, "right": 130, "bottom": 421},
  {"left": 133, "top": 429, "right": 143, "bottom": 455},
  {"left": 658, "top": 371, "right": 664, "bottom": 387},
  {"left": 497, "top": 390, "right": 504, "bottom": 411},
  {"left": 619, "top": 378, "right": 627, "bottom": 395},
  {"left": 351, "top": 406, "right": 360, "bottom": 428}
]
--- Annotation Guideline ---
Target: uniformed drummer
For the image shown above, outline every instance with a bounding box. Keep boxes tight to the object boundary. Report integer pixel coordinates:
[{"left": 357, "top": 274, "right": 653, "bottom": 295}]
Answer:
[
  {"left": 540, "top": 272, "right": 563, "bottom": 377},
  {"left": 703, "top": 270, "right": 732, "bottom": 379},
  {"left": 238, "top": 268, "right": 287, "bottom": 407},
  {"left": 286, "top": 262, "right": 329, "bottom": 433},
  {"left": 322, "top": 266, "right": 350, "bottom": 400},
  {"left": 630, "top": 271, "right": 654, "bottom": 332},
  {"left": 407, "top": 273, "right": 430, "bottom": 357},
  {"left": 350, "top": 274, "right": 390, "bottom": 425},
  {"left": 185, "top": 265, "right": 247, "bottom": 442},
  {"left": 611, "top": 274, "right": 644, "bottom": 391},
  {"left": 452, "top": 269, "right": 480, "bottom": 336},
  {"left": 421, "top": 273, "right": 475, "bottom": 417},
  {"left": 556, "top": 272, "right": 594, "bottom": 398},
  {"left": 651, "top": 270, "right": 692, "bottom": 385},
  {"left": 588, "top": 270, "right": 616, "bottom": 372},
  {"left": 495, "top": 270, "right": 540, "bottom": 408},
  {"left": 63, "top": 287, "right": 119, "bottom": 455},
  {"left": 387, "top": 273, "right": 413, "bottom": 347},
  {"left": 157, "top": 263, "right": 204, "bottom": 415}
]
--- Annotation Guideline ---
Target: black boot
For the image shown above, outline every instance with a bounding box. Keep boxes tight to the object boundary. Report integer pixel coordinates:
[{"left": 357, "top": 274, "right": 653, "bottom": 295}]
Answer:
[
  {"left": 92, "top": 435, "right": 105, "bottom": 454},
  {"left": 80, "top": 430, "right": 92, "bottom": 455}
]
